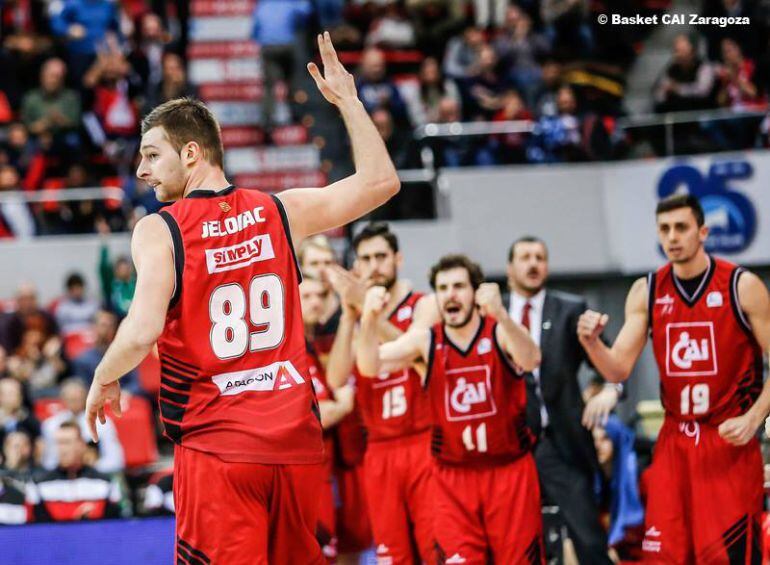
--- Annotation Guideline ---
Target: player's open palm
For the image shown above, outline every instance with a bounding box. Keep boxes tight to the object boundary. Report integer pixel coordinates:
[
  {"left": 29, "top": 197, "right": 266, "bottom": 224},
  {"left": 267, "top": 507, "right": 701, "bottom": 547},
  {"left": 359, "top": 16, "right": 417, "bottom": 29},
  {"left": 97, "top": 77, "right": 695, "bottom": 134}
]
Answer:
[
  {"left": 307, "top": 32, "right": 357, "bottom": 107},
  {"left": 85, "top": 379, "right": 123, "bottom": 442}
]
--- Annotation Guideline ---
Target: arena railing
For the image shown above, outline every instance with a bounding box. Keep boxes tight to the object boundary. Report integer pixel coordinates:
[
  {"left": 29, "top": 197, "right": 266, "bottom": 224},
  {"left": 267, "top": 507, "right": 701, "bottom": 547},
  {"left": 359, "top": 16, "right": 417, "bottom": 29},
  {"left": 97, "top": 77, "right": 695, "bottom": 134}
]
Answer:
[{"left": 0, "top": 186, "right": 124, "bottom": 204}]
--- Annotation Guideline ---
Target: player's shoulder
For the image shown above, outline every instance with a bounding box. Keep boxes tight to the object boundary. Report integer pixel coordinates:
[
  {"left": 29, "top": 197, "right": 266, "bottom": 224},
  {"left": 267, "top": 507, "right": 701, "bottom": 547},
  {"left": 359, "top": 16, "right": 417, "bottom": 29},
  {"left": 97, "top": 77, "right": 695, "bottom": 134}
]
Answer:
[{"left": 132, "top": 213, "right": 173, "bottom": 244}]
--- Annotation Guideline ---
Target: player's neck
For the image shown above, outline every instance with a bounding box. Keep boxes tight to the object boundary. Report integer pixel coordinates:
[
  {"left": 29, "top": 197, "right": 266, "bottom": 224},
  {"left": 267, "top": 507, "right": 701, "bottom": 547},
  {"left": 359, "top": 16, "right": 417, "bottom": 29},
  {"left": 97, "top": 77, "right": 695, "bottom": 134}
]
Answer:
[
  {"left": 445, "top": 311, "right": 481, "bottom": 346},
  {"left": 182, "top": 166, "right": 231, "bottom": 197},
  {"left": 671, "top": 249, "right": 709, "bottom": 279}
]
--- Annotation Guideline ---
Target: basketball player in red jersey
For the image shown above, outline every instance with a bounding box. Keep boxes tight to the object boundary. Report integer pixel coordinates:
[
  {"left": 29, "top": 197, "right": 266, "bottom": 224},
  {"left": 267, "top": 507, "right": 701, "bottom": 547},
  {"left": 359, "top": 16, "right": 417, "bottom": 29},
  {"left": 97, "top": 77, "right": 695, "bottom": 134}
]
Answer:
[
  {"left": 578, "top": 194, "right": 770, "bottom": 564},
  {"left": 326, "top": 223, "right": 439, "bottom": 564},
  {"left": 301, "top": 276, "right": 355, "bottom": 561},
  {"left": 83, "top": 32, "right": 400, "bottom": 564},
  {"left": 357, "top": 254, "right": 545, "bottom": 564}
]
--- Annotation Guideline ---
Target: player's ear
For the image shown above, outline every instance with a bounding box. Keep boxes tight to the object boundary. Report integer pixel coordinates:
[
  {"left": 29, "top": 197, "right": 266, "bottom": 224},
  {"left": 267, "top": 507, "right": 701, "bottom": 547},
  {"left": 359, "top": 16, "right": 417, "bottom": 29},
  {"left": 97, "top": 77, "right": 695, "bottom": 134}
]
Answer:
[
  {"left": 395, "top": 251, "right": 404, "bottom": 269},
  {"left": 699, "top": 222, "right": 709, "bottom": 242},
  {"left": 181, "top": 141, "right": 201, "bottom": 166}
]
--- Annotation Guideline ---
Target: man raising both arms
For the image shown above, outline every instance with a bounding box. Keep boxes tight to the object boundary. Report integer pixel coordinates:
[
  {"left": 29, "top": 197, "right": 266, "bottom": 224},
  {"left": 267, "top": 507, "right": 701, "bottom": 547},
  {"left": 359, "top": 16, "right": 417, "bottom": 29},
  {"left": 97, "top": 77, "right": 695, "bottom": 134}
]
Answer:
[
  {"left": 578, "top": 194, "right": 770, "bottom": 563},
  {"left": 84, "top": 32, "right": 400, "bottom": 564},
  {"left": 358, "top": 254, "right": 544, "bottom": 564}
]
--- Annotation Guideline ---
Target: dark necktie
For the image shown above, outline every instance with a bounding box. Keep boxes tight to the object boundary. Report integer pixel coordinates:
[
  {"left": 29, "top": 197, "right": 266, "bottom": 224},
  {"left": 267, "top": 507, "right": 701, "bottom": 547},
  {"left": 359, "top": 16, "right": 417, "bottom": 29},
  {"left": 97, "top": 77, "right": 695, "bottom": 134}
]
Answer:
[{"left": 521, "top": 301, "right": 532, "bottom": 332}]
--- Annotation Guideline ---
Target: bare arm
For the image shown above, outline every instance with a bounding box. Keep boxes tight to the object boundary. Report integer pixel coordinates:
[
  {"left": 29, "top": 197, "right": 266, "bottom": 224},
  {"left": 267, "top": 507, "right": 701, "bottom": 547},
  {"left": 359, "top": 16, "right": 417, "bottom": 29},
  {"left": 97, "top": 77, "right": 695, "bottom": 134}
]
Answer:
[
  {"left": 85, "top": 215, "right": 174, "bottom": 440},
  {"left": 577, "top": 277, "right": 649, "bottom": 383},
  {"left": 326, "top": 308, "right": 357, "bottom": 389},
  {"left": 277, "top": 33, "right": 399, "bottom": 244},
  {"left": 318, "top": 385, "right": 355, "bottom": 429},
  {"left": 720, "top": 272, "right": 770, "bottom": 445},
  {"left": 94, "top": 214, "right": 174, "bottom": 385},
  {"left": 476, "top": 283, "right": 540, "bottom": 372},
  {"left": 357, "top": 287, "right": 428, "bottom": 377}
]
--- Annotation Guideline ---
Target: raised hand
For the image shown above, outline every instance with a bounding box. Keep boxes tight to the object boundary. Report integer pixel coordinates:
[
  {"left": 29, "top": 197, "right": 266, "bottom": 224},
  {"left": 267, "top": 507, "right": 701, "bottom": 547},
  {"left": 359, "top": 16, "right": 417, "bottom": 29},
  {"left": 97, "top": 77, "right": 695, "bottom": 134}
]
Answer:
[
  {"left": 475, "top": 282, "right": 505, "bottom": 320},
  {"left": 577, "top": 310, "right": 609, "bottom": 346},
  {"left": 362, "top": 286, "right": 389, "bottom": 321},
  {"left": 307, "top": 31, "right": 358, "bottom": 107}
]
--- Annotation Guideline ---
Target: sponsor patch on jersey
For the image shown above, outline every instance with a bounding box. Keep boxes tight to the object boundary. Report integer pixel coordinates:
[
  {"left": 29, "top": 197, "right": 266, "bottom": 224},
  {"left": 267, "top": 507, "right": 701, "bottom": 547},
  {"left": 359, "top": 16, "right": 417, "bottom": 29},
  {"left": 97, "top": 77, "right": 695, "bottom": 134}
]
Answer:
[
  {"left": 444, "top": 365, "right": 497, "bottom": 421},
  {"left": 656, "top": 294, "right": 675, "bottom": 315},
  {"left": 665, "top": 322, "right": 718, "bottom": 377},
  {"left": 205, "top": 234, "right": 275, "bottom": 274},
  {"left": 396, "top": 305, "right": 413, "bottom": 322},
  {"left": 212, "top": 360, "right": 305, "bottom": 396},
  {"left": 476, "top": 337, "right": 492, "bottom": 355},
  {"left": 706, "top": 291, "right": 723, "bottom": 308}
]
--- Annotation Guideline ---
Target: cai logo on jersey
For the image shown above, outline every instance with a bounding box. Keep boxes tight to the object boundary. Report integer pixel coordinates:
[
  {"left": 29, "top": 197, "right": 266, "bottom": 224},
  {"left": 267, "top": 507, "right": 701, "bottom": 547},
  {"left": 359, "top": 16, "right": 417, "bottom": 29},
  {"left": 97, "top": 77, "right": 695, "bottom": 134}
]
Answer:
[
  {"left": 205, "top": 234, "right": 276, "bottom": 274},
  {"left": 211, "top": 360, "right": 305, "bottom": 396},
  {"left": 657, "top": 160, "right": 757, "bottom": 254},
  {"left": 665, "top": 322, "right": 718, "bottom": 377},
  {"left": 444, "top": 366, "right": 497, "bottom": 421}
]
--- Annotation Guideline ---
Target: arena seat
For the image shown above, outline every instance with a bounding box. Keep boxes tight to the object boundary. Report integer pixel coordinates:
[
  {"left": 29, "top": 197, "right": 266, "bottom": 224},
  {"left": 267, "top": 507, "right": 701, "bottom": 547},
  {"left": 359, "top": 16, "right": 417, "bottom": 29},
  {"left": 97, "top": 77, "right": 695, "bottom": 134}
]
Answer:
[
  {"left": 62, "top": 329, "right": 96, "bottom": 360},
  {"left": 106, "top": 395, "right": 158, "bottom": 470},
  {"left": 33, "top": 398, "right": 65, "bottom": 422}
]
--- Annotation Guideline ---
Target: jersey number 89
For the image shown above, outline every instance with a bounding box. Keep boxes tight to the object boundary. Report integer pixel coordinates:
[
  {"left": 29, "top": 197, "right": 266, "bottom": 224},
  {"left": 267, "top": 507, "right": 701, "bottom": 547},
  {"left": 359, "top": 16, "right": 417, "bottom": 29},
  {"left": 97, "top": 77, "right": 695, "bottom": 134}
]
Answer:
[{"left": 209, "top": 274, "right": 285, "bottom": 359}]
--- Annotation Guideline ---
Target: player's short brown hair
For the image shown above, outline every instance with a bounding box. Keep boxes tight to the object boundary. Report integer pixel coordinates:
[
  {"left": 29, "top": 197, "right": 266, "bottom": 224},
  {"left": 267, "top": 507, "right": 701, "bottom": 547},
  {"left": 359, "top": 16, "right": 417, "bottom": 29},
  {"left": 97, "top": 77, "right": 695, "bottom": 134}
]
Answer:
[
  {"left": 353, "top": 222, "right": 399, "bottom": 253},
  {"left": 655, "top": 193, "right": 705, "bottom": 226},
  {"left": 429, "top": 254, "right": 485, "bottom": 290},
  {"left": 141, "top": 98, "right": 224, "bottom": 168}
]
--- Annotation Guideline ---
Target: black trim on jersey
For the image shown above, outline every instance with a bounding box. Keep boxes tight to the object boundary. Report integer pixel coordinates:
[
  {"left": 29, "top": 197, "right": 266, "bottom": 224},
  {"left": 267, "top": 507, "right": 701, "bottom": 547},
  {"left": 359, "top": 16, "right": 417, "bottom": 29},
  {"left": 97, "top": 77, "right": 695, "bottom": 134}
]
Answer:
[
  {"left": 159, "top": 386, "right": 189, "bottom": 406},
  {"left": 177, "top": 538, "right": 211, "bottom": 564},
  {"left": 729, "top": 267, "right": 754, "bottom": 338},
  {"left": 160, "top": 377, "right": 191, "bottom": 393},
  {"left": 158, "top": 211, "right": 184, "bottom": 310},
  {"left": 185, "top": 184, "right": 236, "bottom": 199},
  {"left": 647, "top": 272, "right": 656, "bottom": 331},
  {"left": 161, "top": 367, "right": 195, "bottom": 384},
  {"left": 162, "top": 421, "right": 182, "bottom": 443},
  {"left": 160, "top": 399, "right": 186, "bottom": 423},
  {"left": 671, "top": 255, "right": 715, "bottom": 307},
  {"left": 424, "top": 328, "right": 436, "bottom": 390},
  {"left": 271, "top": 194, "right": 302, "bottom": 281},
  {"left": 386, "top": 291, "right": 414, "bottom": 321},
  {"left": 443, "top": 316, "right": 485, "bottom": 357},
  {"left": 163, "top": 354, "right": 199, "bottom": 372},
  {"left": 492, "top": 322, "right": 524, "bottom": 378}
]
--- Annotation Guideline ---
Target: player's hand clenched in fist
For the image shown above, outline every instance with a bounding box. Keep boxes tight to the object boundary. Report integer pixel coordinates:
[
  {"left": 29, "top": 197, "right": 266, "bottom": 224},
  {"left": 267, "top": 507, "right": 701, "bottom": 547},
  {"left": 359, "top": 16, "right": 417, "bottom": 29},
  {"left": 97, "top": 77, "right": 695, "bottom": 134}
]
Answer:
[
  {"left": 577, "top": 310, "right": 609, "bottom": 346},
  {"left": 362, "top": 286, "right": 389, "bottom": 322},
  {"left": 475, "top": 283, "right": 505, "bottom": 320}
]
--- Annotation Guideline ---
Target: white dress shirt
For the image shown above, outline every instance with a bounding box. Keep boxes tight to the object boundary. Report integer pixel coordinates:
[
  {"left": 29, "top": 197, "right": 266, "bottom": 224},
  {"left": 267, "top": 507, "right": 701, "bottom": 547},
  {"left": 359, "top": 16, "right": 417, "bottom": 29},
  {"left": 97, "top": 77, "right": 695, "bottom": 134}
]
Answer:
[{"left": 509, "top": 289, "right": 549, "bottom": 428}]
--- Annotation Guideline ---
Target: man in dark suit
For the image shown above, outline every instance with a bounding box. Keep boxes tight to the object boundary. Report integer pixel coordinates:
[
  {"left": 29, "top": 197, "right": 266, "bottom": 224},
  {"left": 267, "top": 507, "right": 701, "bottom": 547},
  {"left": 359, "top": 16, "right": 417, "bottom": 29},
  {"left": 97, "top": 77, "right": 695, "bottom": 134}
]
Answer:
[{"left": 506, "top": 236, "right": 620, "bottom": 565}]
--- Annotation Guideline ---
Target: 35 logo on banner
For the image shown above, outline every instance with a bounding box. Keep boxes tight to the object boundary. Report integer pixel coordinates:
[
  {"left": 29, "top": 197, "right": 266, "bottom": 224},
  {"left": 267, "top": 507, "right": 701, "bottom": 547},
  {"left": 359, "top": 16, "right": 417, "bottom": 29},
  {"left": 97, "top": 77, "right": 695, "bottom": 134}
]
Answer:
[{"left": 657, "top": 160, "right": 757, "bottom": 254}]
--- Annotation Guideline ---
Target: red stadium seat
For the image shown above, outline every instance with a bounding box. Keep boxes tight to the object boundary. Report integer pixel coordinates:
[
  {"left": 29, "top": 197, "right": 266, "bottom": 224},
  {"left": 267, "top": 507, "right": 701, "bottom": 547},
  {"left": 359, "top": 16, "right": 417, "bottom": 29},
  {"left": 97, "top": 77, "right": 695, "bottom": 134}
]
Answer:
[
  {"left": 34, "top": 398, "right": 65, "bottom": 422},
  {"left": 100, "top": 177, "right": 124, "bottom": 210},
  {"left": 106, "top": 395, "right": 158, "bottom": 469},
  {"left": 62, "top": 329, "right": 96, "bottom": 360},
  {"left": 41, "top": 178, "right": 65, "bottom": 213}
]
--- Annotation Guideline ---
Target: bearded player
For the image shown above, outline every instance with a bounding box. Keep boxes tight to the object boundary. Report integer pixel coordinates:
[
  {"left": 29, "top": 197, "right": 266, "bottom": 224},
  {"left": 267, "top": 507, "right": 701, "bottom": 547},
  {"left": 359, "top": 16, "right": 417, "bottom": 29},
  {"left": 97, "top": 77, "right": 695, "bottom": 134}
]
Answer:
[
  {"left": 357, "top": 254, "right": 544, "bottom": 564},
  {"left": 84, "top": 32, "right": 400, "bottom": 564},
  {"left": 327, "top": 222, "right": 438, "bottom": 563},
  {"left": 578, "top": 194, "right": 770, "bottom": 563}
]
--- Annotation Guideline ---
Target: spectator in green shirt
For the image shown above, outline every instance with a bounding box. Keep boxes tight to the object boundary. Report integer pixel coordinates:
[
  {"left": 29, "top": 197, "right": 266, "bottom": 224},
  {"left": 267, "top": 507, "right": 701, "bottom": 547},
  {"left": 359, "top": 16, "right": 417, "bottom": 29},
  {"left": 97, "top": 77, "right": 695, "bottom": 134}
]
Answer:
[
  {"left": 20, "top": 58, "right": 81, "bottom": 155},
  {"left": 97, "top": 220, "right": 136, "bottom": 317}
]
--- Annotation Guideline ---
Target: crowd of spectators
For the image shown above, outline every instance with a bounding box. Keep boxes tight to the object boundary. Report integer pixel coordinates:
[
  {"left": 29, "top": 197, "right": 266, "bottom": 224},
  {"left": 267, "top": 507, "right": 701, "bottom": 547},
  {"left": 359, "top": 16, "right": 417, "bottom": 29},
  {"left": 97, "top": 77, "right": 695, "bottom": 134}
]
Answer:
[
  {"left": 0, "top": 246, "right": 172, "bottom": 524},
  {"left": 2, "top": 0, "right": 770, "bottom": 231}
]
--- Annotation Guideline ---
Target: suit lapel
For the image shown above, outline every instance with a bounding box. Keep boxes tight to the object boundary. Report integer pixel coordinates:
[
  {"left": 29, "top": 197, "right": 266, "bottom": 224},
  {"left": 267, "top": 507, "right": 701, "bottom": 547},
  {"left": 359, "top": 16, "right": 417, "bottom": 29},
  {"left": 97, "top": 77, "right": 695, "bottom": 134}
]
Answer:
[{"left": 539, "top": 292, "right": 557, "bottom": 396}]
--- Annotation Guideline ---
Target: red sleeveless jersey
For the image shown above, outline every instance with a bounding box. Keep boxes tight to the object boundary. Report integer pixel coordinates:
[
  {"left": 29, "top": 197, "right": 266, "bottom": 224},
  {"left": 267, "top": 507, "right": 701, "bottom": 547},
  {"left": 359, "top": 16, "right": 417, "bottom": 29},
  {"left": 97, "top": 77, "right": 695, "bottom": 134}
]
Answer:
[
  {"left": 649, "top": 256, "right": 763, "bottom": 424},
  {"left": 426, "top": 315, "right": 534, "bottom": 466},
  {"left": 355, "top": 291, "right": 432, "bottom": 442},
  {"left": 307, "top": 341, "right": 335, "bottom": 471},
  {"left": 155, "top": 185, "right": 323, "bottom": 464}
]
